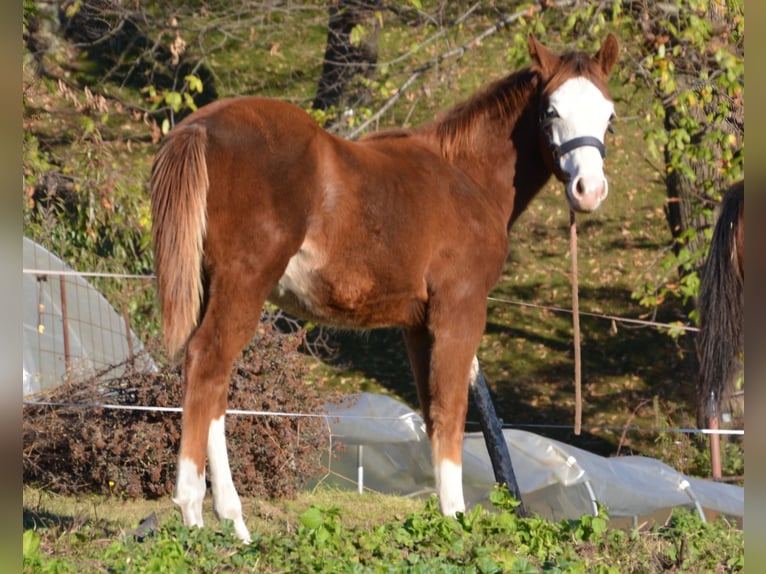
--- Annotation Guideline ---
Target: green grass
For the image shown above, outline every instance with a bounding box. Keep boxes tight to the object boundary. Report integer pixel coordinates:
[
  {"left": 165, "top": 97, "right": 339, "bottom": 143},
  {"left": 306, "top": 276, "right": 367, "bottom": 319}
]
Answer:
[{"left": 23, "top": 485, "right": 743, "bottom": 573}]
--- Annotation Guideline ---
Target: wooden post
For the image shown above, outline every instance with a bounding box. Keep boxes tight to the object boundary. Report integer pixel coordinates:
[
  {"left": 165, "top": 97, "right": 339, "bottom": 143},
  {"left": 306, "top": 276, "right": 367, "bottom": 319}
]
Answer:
[
  {"left": 709, "top": 416, "right": 722, "bottom": 480},
  {"left": 59, "top": 276, "right": 71, "bottom": 383},
  {"left": 707, "top": 392, "right": 723, "bottom": 480}
]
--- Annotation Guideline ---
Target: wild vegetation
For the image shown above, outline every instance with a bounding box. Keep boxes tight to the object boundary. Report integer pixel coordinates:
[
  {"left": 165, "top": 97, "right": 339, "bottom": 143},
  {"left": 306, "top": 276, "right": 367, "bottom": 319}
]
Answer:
[
  {"left": 23, "top": 324, "right": 340, "bottom": 500},
  {"left": 23, "top": 485, "right": 743, "bottom": 573},
  {"left": 23, "top": 0, "right": 744, "bottom": 571}
]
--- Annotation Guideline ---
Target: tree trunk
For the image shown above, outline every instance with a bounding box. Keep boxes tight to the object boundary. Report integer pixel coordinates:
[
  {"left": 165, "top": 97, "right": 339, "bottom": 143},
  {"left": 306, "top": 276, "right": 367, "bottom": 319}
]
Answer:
[
  {"left": 662, "top": 0, "right": 743, "bottom": 299},
  {"left": 313, "top": 0, "right": 381, "bottom": 134}
]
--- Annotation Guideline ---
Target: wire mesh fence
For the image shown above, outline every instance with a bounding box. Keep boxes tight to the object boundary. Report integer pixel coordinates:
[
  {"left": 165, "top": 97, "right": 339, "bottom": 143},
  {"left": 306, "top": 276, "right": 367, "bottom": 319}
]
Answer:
[{"left": 21, "top": 239, "right": 744, "bottom": 484}]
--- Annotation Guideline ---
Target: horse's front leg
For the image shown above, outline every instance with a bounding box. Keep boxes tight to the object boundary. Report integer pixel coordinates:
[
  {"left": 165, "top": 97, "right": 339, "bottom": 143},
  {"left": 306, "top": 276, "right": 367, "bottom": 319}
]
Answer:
[{"left": 407, "top": 299, "right": 488, "bottom": 517}]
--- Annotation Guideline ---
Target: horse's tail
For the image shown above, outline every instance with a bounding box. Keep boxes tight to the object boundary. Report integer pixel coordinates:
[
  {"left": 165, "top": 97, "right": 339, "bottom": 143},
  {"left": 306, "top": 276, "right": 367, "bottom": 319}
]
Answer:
[
  {"left": 696, "top": 180, "right": 744, "bottom": 427},
  {"left": 150, "top": 124, "right": 209, "bottom": 359}
]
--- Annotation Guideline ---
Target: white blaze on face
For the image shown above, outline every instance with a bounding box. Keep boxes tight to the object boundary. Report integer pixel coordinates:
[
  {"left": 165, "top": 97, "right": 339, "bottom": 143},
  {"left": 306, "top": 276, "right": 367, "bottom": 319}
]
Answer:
[{"left": 546, "top": 77, "right": 615, "bottom": 212}]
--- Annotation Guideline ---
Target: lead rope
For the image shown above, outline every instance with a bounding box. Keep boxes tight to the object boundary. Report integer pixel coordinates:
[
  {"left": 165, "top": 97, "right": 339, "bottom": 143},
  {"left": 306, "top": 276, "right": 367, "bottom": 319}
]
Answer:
[{"left": 570, "top": 209, "right": 582, "bottom": 435}]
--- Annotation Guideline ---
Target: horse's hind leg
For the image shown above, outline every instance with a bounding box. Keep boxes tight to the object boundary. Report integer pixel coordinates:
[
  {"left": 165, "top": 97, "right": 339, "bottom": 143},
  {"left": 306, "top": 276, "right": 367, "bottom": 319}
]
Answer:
[{"left": 174, "top": 272, "right": 279, "bottom": 544}]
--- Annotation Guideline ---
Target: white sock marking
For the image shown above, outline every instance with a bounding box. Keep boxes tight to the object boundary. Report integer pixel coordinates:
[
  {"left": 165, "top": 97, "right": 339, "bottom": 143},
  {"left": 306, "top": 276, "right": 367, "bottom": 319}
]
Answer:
[
  {"left": 437, "top": 459, "right": 465, "bottom": 516},
  {"left": 207, "top": 416, "right": 251, "bottom": 543},
  {"left": 173, "top": 456, "right": 206, "bottom": 528},
  {"left": 468, "top": 356, "right": 480, "bottom": 387}
]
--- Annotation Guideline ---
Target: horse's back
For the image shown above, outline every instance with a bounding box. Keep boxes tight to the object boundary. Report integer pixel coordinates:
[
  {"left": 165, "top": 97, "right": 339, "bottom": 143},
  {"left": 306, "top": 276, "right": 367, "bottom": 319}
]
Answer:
[{"left": 178, "top": 96, "right": 319, "bottom": 133}]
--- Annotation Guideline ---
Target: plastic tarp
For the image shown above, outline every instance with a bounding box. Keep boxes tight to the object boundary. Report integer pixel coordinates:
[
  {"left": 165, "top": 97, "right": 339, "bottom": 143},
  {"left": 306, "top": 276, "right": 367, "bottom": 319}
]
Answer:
[
  {"left": 23, "top": 237, "right": 156, "bottom": 397},
  {"left": 321, "top": 393, "right": 743, "bottom": 524}
]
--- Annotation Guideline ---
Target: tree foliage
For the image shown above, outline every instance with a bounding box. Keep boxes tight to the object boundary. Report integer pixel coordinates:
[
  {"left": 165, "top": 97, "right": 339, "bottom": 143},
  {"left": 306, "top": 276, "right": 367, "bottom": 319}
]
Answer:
[{"left": 630, "top": 0, "right": 744, "bottom": 323}]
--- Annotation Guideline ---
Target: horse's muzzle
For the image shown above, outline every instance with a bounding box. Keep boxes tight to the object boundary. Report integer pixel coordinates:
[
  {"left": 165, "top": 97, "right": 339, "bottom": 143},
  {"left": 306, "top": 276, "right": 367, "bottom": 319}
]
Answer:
[{"left": 567, "top": 175, "right": 608, "bottom": 213}]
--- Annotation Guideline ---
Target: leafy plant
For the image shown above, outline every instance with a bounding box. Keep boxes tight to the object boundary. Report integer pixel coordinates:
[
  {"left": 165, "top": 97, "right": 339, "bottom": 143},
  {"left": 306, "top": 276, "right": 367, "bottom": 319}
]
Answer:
[{"left": 23, "top": 485, "right": 743, "bottom": 573}]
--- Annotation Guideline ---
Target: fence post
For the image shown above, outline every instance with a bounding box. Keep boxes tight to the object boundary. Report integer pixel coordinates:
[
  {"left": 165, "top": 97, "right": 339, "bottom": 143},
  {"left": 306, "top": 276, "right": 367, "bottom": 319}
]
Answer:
[
  {"left": 123, "top": 305, "right": 135, "bottom": 363},
  {"left": 357, "top": 444, "right": 364, "bottom": 494},
  {"left": 708, "top": 392, "right": 722, "bottom": 480},
  {"left": 59, "top": 276, "right": 71, "bottom": 383}
]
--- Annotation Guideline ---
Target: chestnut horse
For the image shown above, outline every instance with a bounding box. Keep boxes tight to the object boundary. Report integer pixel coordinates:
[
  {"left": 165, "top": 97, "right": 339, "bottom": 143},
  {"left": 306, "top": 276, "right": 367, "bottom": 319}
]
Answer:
[
  {"left": 697, "top": 180, "right": 745, "bottom": 427},
  {"left": 151, "top": 33, "right": 619, "bottom": 542}
]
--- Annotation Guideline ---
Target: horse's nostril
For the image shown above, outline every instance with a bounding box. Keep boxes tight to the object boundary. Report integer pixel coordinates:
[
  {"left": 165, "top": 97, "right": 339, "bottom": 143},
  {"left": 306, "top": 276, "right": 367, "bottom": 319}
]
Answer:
[{"left": 574, "top": 177, "right": 607, "bottom": 199}]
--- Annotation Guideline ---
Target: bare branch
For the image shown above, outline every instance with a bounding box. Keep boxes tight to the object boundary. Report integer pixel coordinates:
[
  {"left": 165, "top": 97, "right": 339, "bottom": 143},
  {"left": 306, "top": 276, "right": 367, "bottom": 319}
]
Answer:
[{"left": 348, "top": 0, "right": 576, "bottom": 139}]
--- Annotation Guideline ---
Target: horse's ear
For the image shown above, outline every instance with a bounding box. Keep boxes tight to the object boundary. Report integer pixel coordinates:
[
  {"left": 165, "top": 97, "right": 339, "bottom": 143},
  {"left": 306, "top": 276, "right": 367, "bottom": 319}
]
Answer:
[
  {"left": 594, "top": 33, "right": 619, "bottom": 77},
  {"left": 528, "top": 33, "right": 558, "bottom": 77}
]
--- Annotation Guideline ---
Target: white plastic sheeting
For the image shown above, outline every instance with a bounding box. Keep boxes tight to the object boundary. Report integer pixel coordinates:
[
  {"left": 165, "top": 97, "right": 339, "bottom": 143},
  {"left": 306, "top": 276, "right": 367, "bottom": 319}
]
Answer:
[
  {"left": 321, "top": 393, "right": 743, "bottom": 524},
  {"left": 23, "top": 237, "right": 156, "bottom": 397}
]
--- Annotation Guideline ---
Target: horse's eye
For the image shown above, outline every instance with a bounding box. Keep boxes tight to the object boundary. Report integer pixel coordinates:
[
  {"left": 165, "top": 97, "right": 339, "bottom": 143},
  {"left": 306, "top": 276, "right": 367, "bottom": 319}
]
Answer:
[{"left": 540, "top": 107, "right": 559, "bottom": 128}]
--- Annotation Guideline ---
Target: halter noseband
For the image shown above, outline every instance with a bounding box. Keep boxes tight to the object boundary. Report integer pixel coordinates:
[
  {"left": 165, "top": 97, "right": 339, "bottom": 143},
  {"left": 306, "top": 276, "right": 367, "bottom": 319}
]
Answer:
[{"left": 539, "top": 104, "right": 608, "bottom": 181}]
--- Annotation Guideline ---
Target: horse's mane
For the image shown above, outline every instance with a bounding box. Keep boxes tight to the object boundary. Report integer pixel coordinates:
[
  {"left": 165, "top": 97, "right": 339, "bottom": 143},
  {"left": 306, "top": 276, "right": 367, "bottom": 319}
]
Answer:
[
  {"left": 433, "top": 49, "right": 611, "bottom": 161},
  {"left": 433, "top": 67, "right": 539, "bottom": 161},
  {"left": 361, "top": 49, "right": 610, "bottom": 160}
]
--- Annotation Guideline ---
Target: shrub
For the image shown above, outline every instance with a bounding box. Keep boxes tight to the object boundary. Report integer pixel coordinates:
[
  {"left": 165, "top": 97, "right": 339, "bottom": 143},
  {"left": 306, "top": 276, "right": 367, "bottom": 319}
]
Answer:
[{"left": 23, "top": 324, "right": 339, "bottom": 500}]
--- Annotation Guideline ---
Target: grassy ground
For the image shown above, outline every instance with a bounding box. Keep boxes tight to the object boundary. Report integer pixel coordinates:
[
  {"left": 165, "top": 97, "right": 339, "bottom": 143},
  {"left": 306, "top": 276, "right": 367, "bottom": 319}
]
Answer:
[
  {"left": 23, "top": 484, "right": 743, "bottom": 573},
  {"left": 22, "top": 484, "right": 423, "bottom": 541}
]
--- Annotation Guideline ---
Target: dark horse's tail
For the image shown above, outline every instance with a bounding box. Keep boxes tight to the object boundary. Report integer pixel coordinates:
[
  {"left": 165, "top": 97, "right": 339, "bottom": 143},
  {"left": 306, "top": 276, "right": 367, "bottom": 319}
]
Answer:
[
  {"left": 696, "top": 180, "right": 744, "bottom": 427},
  {"left": 150, "top": 124, "right": 209, "bottom": 358}
]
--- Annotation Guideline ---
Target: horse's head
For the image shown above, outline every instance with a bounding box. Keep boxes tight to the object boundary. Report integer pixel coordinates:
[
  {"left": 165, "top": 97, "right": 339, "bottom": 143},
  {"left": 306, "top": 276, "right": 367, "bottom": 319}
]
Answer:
[{"left": 529, "top": 34, "right": 619, "bottom": 213}]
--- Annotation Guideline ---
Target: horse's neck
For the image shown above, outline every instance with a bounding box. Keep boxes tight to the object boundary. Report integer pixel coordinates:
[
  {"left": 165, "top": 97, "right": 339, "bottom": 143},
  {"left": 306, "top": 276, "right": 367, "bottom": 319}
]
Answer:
[
  {"left": 411, "top": 71, "right": 553, "bottom": 229},
  {"left": 436, "top": 105, "right": 552, "bottom": 230}
]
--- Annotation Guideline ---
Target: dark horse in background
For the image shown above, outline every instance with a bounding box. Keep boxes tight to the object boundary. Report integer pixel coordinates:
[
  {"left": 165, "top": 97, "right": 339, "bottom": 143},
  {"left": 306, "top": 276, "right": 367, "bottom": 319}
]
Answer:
[
  {"left": 697, "top": 181, "right": 744, "bottom": 431},
  {"left": 150, "top": 33, "right": 619, "bottom": 542}
]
